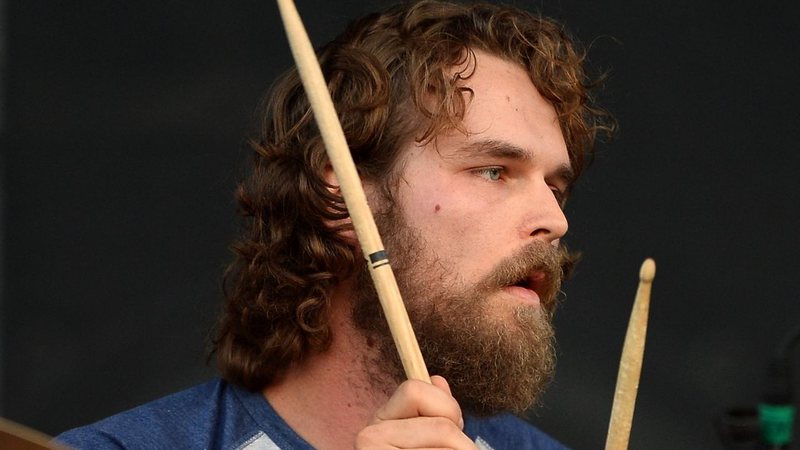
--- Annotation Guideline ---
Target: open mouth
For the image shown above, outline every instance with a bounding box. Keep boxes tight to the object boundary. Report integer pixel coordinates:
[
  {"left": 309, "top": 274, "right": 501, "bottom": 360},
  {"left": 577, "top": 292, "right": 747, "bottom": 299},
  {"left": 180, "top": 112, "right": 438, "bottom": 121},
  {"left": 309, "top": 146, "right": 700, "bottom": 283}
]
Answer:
[
  {"left": 512, "top": 271, "right": 547, "bottom": 294},
  {"left": 503, "top": 271, "right": 549, "bottom": 305},
  {"left": 513, "top": 279, "right": 533, "bottom": 290}
]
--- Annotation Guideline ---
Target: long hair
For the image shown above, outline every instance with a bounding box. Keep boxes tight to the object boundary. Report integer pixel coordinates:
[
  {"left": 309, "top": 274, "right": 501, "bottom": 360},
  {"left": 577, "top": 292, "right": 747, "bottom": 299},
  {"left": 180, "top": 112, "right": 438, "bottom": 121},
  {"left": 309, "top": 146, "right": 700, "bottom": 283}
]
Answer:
[{"left": 214, "top": 0, "right": 614, "bottom": 391}]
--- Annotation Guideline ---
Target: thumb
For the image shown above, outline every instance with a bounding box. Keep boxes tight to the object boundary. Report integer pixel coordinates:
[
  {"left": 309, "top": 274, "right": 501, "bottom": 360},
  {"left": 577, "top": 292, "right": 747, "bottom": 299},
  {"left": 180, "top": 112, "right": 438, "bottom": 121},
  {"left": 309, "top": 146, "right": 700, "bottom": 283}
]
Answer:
[
  {"left": 430, "top": 375, "right": 452, "bottom": 395},
  {"left": 429, "top": 375, "right": 464, "bottom": 429}
]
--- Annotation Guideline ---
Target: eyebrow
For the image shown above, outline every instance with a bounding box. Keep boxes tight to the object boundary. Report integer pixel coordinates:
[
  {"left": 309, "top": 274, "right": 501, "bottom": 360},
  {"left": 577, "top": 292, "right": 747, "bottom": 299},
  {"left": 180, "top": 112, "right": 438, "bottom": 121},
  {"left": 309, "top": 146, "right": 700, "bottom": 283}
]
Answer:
[{"left": 452, "top": 139, "right": 576, "bottom": 186}]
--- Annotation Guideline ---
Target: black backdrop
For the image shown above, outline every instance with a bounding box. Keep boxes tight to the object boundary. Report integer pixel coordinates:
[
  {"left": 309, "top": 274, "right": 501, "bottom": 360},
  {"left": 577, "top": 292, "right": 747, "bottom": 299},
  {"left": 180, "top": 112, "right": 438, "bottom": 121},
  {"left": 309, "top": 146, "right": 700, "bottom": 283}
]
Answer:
[{"left": 4, "top": 1, "right": 800, "bottom": 449}]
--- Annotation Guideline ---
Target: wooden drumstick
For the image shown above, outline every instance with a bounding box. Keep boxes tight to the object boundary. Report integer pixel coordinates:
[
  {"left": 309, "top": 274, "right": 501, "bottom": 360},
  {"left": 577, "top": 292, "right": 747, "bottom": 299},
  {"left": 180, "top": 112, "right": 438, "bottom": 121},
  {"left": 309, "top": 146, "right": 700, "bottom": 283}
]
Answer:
[
  {"left": 0, "top": 417, "right": 67, "bottom": 450},
  {"left": 605, "top": 258, "right": 655, "bottom": 450},
  {"left": 275, "top": 0, "right": 430, "bottom": 383}
]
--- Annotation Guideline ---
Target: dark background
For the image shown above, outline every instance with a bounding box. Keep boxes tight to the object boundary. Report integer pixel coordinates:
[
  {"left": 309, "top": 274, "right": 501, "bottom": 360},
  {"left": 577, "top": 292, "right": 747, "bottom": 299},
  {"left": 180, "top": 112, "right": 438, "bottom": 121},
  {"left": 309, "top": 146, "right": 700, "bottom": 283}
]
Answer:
[{"left": 3, "top": 1, "right": 800, "bottom": 449}]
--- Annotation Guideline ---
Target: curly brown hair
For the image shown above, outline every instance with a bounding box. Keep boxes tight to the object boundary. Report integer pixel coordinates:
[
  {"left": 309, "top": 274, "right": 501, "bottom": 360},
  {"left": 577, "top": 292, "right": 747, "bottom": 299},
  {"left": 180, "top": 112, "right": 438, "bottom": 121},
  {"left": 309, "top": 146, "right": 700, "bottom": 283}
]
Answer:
[{"left": 214, "top": 0, "right": 614, "bottom": 391}]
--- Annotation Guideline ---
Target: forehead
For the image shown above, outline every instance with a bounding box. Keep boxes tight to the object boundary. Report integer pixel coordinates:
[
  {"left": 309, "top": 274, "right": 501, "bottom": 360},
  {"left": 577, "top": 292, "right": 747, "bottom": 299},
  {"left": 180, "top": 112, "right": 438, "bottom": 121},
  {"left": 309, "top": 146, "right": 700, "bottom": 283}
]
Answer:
[{"left": 423, "top": 50, "right": 570, "bottom": 168}]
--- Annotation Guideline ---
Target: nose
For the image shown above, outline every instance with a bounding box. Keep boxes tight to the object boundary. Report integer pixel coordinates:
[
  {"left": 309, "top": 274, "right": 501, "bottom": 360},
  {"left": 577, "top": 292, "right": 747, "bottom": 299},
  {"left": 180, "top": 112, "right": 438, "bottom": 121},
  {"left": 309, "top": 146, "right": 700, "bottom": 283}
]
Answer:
[{"left": 525, "top": 181, "right": 569, "bottom": 244}]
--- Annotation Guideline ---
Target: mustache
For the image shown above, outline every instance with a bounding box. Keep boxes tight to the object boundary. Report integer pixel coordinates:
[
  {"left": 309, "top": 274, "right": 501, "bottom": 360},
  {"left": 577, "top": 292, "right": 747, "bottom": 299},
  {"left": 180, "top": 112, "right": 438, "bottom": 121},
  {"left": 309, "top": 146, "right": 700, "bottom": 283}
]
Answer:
[{"left": 478, "top": 243, "right": 579, "bottom": 311}]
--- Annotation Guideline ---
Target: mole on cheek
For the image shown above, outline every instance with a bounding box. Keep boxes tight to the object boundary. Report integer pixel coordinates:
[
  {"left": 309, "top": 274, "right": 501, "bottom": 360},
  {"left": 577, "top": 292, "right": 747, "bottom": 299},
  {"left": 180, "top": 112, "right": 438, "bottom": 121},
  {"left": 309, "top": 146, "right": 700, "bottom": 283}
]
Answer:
[{"left": 434, "top": 204, "right": 441, "bottom": 213}]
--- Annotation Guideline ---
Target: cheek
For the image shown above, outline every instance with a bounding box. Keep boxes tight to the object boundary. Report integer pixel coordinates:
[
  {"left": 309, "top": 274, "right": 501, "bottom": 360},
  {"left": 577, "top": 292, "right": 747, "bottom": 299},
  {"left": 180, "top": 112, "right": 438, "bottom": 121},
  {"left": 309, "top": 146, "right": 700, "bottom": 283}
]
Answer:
[
  {"left": 423, "top": 204, "right": 486, "bottom": 259},
  {"left": 399, "top": 180, "right": 498, "bottom": 258}
]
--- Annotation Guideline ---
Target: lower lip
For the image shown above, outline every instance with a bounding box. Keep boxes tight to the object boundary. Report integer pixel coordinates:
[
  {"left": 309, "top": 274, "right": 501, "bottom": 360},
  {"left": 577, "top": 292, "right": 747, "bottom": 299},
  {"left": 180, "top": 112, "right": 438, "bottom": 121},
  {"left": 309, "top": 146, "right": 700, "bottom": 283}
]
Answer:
[{"left": 501, "top": 286, "right": 541, "bottom": 306}]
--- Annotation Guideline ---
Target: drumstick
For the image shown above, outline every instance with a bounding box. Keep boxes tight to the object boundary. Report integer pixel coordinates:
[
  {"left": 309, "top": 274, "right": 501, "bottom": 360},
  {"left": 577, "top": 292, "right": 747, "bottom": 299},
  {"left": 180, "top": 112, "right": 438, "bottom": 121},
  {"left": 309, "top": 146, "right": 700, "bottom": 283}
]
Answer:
[
  {"left": 605, "top": 258, "right": 656, "bottom": 450},
  {"left": 275, "top": 0, "right": 430, "bottom": 383},
  {"left": 0, "top": 417, "right": 67, "bottom": 450}
]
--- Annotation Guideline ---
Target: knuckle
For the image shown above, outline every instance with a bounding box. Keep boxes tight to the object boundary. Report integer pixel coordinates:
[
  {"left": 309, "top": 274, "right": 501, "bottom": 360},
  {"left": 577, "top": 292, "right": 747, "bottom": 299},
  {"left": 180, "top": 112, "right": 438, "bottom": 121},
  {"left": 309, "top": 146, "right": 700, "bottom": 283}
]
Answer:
[
  {"left": 429, "top": 416, "right": 460, "bottom": 437},
  {"left": 436, "top": 395, "right": 462, "bottom": 423}
]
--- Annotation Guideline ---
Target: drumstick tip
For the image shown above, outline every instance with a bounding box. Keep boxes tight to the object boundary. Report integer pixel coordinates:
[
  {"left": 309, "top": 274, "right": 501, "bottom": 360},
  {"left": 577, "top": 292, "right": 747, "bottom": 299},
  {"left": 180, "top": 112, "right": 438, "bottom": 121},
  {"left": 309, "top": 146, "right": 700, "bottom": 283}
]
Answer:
[{"left": 639, "top": 258, "right": 656, "bottom": 282}]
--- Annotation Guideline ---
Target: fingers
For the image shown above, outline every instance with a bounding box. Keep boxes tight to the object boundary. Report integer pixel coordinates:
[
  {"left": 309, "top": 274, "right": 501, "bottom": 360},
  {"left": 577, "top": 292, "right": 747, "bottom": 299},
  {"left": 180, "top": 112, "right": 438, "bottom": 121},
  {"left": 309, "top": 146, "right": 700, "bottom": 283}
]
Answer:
[
  {"left": 356, "top": 376, "right": 477, "bottom": 450},
  {"left": 429, "top": 375, "right": 453, "bottom": 396},
  {"left": 373, "top": 376, "right": 463, "bottom": 427}
]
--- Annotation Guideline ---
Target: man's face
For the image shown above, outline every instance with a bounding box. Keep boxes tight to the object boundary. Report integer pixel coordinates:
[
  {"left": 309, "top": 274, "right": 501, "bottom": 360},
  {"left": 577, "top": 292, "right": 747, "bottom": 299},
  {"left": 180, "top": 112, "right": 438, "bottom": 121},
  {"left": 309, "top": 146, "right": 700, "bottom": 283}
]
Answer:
[{"left": 353, "top": 50, "right": 573, "bottom": 415}]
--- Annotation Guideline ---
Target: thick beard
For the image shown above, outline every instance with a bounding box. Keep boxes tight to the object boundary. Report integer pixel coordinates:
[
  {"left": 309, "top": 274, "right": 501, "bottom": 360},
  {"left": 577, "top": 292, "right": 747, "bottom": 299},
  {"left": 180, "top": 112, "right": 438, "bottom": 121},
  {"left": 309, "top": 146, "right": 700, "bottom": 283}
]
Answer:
[{"left": 351, "top": 205, "right": 566, "bottom": 416}]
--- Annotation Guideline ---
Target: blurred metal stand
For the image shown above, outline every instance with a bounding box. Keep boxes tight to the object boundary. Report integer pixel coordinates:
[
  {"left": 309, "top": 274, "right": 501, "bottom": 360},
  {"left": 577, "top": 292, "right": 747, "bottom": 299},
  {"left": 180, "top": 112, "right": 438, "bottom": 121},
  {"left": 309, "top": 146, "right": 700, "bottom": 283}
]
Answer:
[{"left": 0, "top": 0, "right": 8, "bottom": 418}]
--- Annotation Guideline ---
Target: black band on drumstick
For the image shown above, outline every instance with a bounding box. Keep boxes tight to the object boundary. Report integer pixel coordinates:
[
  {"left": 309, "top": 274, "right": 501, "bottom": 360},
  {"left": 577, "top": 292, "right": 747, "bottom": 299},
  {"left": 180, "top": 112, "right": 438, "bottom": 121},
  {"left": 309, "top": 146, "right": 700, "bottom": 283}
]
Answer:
[{"left": 369, "top": 250, "right": 390, "bottom": 269}]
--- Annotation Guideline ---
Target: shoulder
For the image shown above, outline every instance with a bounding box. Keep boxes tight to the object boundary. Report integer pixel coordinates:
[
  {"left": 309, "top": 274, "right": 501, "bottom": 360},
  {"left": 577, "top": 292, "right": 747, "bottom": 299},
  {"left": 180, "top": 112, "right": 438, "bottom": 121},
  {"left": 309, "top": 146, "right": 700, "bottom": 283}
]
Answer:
[
  {"left": 465, "top": 413, "right": 570, "bottom": 450},
  {"left": 54, "top": 379, "right": 262, "bottom": 450}
]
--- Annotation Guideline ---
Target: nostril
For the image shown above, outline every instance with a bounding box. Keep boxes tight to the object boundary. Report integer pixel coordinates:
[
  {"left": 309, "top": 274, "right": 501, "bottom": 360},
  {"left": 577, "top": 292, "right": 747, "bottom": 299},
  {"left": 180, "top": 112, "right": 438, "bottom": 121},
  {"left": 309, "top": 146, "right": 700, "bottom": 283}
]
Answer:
[{"left": 529, "top": 227, "right": 553, "bottom": 238}]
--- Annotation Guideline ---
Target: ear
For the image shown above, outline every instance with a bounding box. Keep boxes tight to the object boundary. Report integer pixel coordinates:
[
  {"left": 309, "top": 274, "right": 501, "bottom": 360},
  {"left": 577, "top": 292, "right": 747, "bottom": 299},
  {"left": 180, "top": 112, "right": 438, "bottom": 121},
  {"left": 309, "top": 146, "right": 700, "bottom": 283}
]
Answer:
[{"left": 323, "top": 165, "right": 359, "bottom": 246}]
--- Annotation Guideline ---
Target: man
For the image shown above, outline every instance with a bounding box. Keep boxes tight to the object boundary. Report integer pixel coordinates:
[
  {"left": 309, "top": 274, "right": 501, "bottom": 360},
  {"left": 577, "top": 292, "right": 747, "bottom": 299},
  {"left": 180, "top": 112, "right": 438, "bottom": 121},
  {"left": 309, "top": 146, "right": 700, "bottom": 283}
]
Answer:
[{"left": 57, "top": 1, "right": 611, "bottom": 448}]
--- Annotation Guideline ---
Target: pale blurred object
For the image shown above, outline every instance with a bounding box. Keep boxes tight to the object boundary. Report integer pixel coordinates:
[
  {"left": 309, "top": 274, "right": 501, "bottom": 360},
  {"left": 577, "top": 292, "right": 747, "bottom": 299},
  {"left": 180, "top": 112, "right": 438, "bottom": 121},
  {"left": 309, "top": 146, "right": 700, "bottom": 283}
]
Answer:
[
  {"left": 0, "top": 417, "right": 69, "bottom": 450},
  {"left": 605, "top": 258, "right": 655, "bottom": 450}
]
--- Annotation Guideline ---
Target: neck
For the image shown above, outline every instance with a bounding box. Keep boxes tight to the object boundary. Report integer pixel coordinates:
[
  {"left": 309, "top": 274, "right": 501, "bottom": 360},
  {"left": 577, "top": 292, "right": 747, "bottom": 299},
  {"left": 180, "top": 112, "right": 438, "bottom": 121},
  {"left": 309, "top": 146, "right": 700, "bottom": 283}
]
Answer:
[{"left": 262, "top": 285, "right": 396, "bottom": 450}]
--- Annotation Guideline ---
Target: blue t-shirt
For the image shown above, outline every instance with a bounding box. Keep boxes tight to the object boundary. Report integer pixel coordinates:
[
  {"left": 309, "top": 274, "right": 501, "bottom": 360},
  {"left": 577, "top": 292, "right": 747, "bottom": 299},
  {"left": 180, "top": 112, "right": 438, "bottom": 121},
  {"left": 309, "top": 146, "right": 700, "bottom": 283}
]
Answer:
[{"left": 56, "top": 379, "right": 567, "bottom": 449}]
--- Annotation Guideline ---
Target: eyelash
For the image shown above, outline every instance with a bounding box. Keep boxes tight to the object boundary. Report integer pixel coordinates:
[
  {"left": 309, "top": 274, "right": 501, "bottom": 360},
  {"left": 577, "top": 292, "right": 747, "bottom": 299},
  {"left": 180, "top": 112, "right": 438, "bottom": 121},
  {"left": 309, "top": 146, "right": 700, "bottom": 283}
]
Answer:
[
  {"left": 473, "top": 167, "right": 568, "bottom": 205},
  {"left": 551, "top": 187, "right": 567, "bottom": 205},
  {"left": 474, "top": 166, "right": 504, "bottom": 182}
]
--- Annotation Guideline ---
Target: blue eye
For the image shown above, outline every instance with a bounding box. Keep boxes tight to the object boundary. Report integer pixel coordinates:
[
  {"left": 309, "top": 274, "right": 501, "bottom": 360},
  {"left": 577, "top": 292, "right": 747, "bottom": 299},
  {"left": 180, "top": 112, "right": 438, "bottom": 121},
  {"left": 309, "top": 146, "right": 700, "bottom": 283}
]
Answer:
[{"left": 477, "top": 167, "right": 503, "bottom": 181}]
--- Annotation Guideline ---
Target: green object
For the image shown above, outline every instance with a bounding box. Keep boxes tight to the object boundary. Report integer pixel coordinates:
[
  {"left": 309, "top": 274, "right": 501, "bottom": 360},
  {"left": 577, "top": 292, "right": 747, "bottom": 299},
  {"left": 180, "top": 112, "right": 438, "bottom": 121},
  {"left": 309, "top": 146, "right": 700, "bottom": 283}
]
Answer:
[{"left": 759, "top": 403, "right": 796, "bottom": 445}]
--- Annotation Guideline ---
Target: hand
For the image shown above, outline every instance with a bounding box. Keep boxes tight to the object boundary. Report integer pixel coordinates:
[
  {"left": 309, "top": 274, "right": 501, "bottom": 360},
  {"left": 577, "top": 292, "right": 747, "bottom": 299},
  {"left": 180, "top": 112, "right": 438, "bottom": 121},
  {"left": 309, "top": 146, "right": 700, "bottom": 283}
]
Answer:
[{"left": 355, "top": 375, "right": 478, "bottom": 449}]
